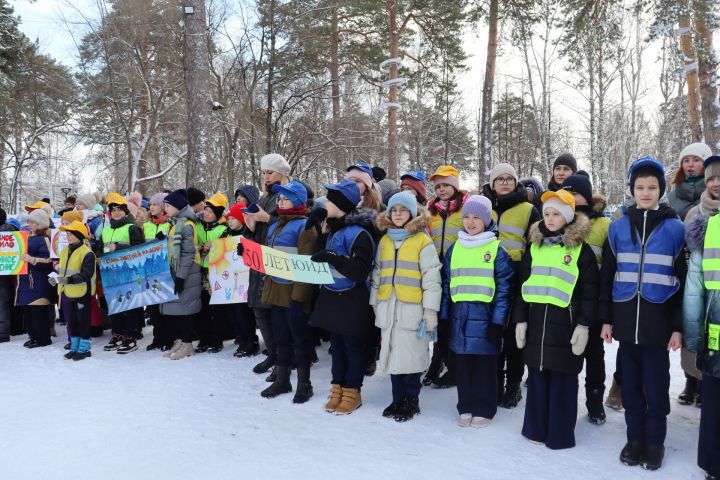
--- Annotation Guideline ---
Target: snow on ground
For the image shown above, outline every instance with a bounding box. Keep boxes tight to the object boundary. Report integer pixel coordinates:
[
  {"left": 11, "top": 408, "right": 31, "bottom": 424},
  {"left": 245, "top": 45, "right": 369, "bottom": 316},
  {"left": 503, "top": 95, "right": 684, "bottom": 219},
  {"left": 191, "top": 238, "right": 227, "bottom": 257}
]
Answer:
[{"left": 0, "top": 326, "right": 705, "bottom": 480}]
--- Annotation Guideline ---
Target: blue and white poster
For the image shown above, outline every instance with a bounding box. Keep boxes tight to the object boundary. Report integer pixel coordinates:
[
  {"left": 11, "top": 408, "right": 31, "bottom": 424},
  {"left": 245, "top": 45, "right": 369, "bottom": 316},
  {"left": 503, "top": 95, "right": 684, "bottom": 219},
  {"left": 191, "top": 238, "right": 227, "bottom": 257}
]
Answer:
[{"left": 100, "top": 240, "right": 177, "bottom": 315}]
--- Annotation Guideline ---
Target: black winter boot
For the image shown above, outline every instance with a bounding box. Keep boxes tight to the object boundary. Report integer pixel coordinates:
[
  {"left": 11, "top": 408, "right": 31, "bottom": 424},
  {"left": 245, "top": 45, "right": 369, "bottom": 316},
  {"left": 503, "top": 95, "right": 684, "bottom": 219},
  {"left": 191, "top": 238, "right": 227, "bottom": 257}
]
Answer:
[
  {"left": 678, "top": 375, "right": 698, "bottom": 405},
  {"left": 293, "top": 367, "right": 313, "bottom": 404},
  {"left": 433, "top": 368, "right": 456, "bottom": 389},
  {"left": 500, "top": 382, "right": 522, "bottom": 408},
  {"left": 253, "top": 354, "right": 276, "bottom": 374},
  {"left": 394, "top": 397, "right": 420, "bottom": 422},
  {"left": 620, "top": 441, "right": 643, "bottom": 466},
  {"left": 266, "top": 365, "right": 279, "bottom": 382},
  {"left": 586, "top": 387, "right": 607, "bottom": 425},
  {"left": 365, "top": 346, "right": 378, "bottom": 377},
  {"left": 423, "top": 351, "right": 442, "bottom": 386},
  {"left": 382, "top": 401, "right": 402, "bottom": 418},
  {"left": 261, "top": 366, "right": 292, "bottom": 398},
  {"left": 641, "top": 445, "right": 665, "bottom": 471}
]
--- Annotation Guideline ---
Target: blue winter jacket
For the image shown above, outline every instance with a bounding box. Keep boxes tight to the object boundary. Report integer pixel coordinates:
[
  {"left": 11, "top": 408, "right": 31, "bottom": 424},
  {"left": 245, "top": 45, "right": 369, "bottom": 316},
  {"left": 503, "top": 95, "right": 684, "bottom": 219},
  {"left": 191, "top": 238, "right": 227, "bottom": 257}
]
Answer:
[
  {"left": 16, "top": 234, "right": 55, "bottom": 305},
  {"left": 440, "top": 240, "right": 515, "bottom": 355}
]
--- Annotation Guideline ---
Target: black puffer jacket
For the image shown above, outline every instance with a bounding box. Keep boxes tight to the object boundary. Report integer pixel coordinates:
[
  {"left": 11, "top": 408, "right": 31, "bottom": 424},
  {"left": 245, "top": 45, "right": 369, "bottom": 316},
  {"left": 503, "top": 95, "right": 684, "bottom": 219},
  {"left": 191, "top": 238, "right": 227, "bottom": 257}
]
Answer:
[
  {"left": 247, "top": 188, "right": 279, "bottom": 309},
  {"left": 513, "top": 214, "right": 599, "bottom": 375}
]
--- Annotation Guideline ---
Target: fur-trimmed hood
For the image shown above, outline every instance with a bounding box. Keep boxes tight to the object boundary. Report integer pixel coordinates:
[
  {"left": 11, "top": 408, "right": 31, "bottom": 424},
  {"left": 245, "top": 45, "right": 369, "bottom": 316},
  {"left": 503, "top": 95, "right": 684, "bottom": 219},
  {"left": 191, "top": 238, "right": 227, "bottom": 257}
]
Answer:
[
  {"left": 592, "top": 193, "right": 607, "bottom": 214},
  {"left": 343, "top": 207, "right": 380, "bottom": 240},
  {"left": 686, "top": 213, "right": 709, "bottom": 252},
  {"left": 528, "top": 212, "right": 591, "bottom": 248},
  {"left": 376, "top": 206, "right": 431, "bottom": 233}
]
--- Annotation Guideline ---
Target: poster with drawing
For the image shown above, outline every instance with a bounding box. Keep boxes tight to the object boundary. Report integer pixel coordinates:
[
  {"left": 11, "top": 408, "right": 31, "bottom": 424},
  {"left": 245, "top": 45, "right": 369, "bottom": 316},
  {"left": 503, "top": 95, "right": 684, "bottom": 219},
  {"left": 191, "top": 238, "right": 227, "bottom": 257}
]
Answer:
[{"left": 207, "top": 236, "right": 250, "bottom": 305}]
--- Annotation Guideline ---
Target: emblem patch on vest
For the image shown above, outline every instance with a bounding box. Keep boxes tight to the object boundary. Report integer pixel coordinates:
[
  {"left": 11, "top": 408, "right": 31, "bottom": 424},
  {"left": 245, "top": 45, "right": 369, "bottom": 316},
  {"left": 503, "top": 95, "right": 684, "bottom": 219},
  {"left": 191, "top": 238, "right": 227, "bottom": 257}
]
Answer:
[
  {"left": 483, "top": 252, "right": 492, "bottom": 263},
  {"left": 563, "top": 254, "right": 572, "bottom": 265}
]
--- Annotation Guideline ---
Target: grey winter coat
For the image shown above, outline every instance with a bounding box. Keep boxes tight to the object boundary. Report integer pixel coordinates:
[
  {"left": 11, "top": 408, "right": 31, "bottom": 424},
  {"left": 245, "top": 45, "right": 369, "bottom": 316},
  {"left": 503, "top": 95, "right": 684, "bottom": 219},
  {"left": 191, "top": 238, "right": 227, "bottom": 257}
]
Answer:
[
  {"left": 370, "top": 208, "right": 442, "bottom": 375},
  {"left": 160, "top": 206, "right": 202, "bottom": 316},
  {"left": 668, "top": 179, "right": 705, "bottom": 221},
  {"left": 683, "top": 213, "right": 720, "bottom": 378}
]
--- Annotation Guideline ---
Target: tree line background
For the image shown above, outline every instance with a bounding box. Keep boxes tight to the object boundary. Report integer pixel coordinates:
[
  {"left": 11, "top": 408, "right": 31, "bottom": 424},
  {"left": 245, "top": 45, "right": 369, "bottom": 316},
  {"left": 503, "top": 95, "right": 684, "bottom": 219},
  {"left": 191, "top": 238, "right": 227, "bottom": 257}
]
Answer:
[{"left": 0, "top": 0, "right": 718, "bottom": 212}]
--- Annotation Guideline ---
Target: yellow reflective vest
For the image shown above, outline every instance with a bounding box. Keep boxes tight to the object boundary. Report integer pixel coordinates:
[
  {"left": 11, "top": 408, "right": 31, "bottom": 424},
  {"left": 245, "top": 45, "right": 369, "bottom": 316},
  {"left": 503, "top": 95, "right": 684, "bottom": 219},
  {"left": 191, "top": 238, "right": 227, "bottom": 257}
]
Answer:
[
  {"left": 703, "top": 214, "right": 720, "bottom": 289},
  {"left": 586, "top": 216, "right": 610, "bottom": 266},
  {"left": 449, "top": 239, "right": 499, "bottom": 302},
  {"left": 491, "top": 202, "right": 533, "bottom": 261},
  {"left": 168, "top": 219, "right": 201, "bottom": 266},
  {"left": 58, "top": 243, "right": 96, "bottom": 298},
  {"left": 430, "top": 210, "right": 463, "bottom": 257},
  {"left": 521, "top": 243, "right": 581, "bottom": 308},
  {"left": 377, "top": 231, "right": 433, "bottom": 303},
  {"left": 143, "top": 221, "right": 169, "bottom": 241}
]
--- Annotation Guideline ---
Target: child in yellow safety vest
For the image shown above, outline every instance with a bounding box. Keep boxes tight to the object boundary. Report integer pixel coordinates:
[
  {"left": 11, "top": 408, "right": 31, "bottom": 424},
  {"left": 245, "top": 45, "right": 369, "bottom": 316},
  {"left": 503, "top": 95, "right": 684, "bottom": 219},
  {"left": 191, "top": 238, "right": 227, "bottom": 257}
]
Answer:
[
  {"left": 50, "top": 221, "right": 97, "bottom": 361},
  {"left": 440, "top": 195, "right": 515, "bottom": 428},
  {"left": 370, "top": 191, "right": 442, "bottom": 422},
  {"left": 513, "top": 188, "right": 599, "bottom": 450}
]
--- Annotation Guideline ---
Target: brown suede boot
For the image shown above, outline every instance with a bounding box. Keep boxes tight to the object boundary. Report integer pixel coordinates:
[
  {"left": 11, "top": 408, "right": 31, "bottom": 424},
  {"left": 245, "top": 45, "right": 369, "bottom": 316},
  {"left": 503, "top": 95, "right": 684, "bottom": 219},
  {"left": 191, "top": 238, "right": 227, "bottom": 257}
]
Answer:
[
  {"left": 334, "top": 388, "right": 362, "bottom": 415},
  {"left": 324, "top": 384, "right": 343, "bottom": 412},
  {"left": 605, "top": 378, "right": 623, "bottom": 410}
]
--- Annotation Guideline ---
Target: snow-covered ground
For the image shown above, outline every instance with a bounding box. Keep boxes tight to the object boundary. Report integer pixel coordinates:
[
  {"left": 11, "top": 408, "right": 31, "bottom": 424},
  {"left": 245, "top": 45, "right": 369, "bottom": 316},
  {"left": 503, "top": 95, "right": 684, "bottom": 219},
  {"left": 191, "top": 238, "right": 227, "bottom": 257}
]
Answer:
[{"left": 0, "top": 326, "right": 705, "bottom": 480}]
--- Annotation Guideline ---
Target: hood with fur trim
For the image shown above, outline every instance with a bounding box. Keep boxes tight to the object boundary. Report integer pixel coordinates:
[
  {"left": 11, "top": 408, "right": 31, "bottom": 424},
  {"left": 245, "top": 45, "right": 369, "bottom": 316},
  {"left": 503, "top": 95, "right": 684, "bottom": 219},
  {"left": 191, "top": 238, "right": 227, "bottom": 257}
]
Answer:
[
  {"left": 528, "top": 212, "right": 591, "bottom": 248},
  {"left": 342, "top": 207, "right": 380, "bottom": 241},
  {"left": 592, "top": 193, "right": 607, "bottom": 214},
  {"left": 376, "top": 206, "right": 431, "bottom": 233}
]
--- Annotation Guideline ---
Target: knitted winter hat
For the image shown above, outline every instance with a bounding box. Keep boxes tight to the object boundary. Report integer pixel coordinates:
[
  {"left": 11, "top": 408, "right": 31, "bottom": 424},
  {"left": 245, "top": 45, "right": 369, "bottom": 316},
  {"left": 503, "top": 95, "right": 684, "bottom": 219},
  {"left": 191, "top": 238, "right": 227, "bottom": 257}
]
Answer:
[
  {"left": 75, "top": 194, "right": 97, "bottom": 210},
  {"left": 541, "top": 189, "right": 576, "bottom": 225},
  {"left": 629, "top": 156, "right": 666, "bottom": 198},
  {"left": 150, "top": 192, "right": 168, "bottom": 207},
  {"left": 386, "top": 191, "right": 418, "bottom": 219},
  {"left": 272, "top": 181, "right": 308, "bottom": 207},
  {"left": 372, "top": 166, "right": 387, "bottom": 182},
  {"left": 61, "top": 210, "right": 84, "bottom": 224},
  {"left": 553, "top": 153, "right": 578, "bottom": 173},
  {"left": 679, "top": 142, "right": 712, "bottom": 164},
  {"left": 260, "top": 153, "right": 291, "bottom": 175},
  {"left": 164, "top": 189, "right": 189, "bottom": 211},
  {"left": 378, "top": 179, "right": 398, "bottom": 202},
  {"left": 576, "top": 170, "right": 590, "bottom": 178},
  {"left": 226, "top": 203, "right": 246, "bottom": 225},
  {"left": 187, "top": 187, "right": 206, "bottom": 206},
  {"left": 561, "top": 175, "right": 594, "bottom": 207},
  {"left": 234, "top": 185, "right": 260, "bottom": 204},
  {"left": 462, "top": 195, "right": 493, "bottom": 228},
  {"left": 28, "top": 209, "right": 50, "bottom": 230},
  {"left": 429, "top": 165, "right": 460, "bottom": 191},
  {"left": 400, "top": 176, "right": 426, "bottom": 201},
  {"left": 490, "top": 163, "right": 518, "bottom": 186}
]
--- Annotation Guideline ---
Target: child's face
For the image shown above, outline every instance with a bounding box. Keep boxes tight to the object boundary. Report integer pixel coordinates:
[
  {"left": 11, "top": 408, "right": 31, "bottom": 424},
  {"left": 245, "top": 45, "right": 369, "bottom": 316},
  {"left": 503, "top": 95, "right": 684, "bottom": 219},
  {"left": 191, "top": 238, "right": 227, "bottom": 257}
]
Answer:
[
  {"left": 463, "top": 214, "right": 485, "bottom": 235},
  {"left": 61, "top": 218, "right": 71, "bottom": 226},
  {"left": 149, "top": 203, "right": 163, "bottom": 216},
  {"left": 325, "top": 200, "right": 343, "bottom": 219},
  {"left": 389, "top": 206, "right": 411, "bottom": 228},
  {"left": 66, "top": 231, "right": 81, "bottom": 244},
  {"left": 109, "top": 206, "right": 126, "bottom": 221},
  {"left": 434, "top": 182, "right": 455, "bottom": 201},
  {"left": 236, "top": 194, "right": 248, "bottom": 204},
  {"left": 493, "top": 176, "right": 516, "bottom": 197},
  {"left": 227, "top": 217, "right": 242, "bottom": 230},
  {"left": 347, "top": 176, "right": 367, "bottom": 194},
  {"left": 553, "top": 165, "right": 573, "bottom": 184},
  {"left": 572, "top": 192, "right": 588, "bottom": 206},
  {"left": 164, "top": 203, "right": 179, "bottom": 218},
  {"left": 633, "top": 176, "right": 660, "bottom": 210},
  {"left": 543, "top": 207, "right": 567, "bottom": 232},
  {"left": 707, "top": 176, "right": 720, "bottom": 199},
  {"left": 202, "top": 207, "right": 218, "bottom": 223}
]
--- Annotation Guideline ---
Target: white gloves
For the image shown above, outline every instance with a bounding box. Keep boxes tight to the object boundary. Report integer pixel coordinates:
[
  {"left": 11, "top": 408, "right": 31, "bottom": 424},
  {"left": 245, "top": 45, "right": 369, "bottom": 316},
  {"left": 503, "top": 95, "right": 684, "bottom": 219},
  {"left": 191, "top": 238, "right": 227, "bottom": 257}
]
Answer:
[
  {"left": 516, "top": 322, "right": 527, "bottom": 349},
  {"left": 570, "top": 325, "right": 589, "bottom": 356},
  {"left": 423, "top": 309, "right": 438, "bottom": 332}
]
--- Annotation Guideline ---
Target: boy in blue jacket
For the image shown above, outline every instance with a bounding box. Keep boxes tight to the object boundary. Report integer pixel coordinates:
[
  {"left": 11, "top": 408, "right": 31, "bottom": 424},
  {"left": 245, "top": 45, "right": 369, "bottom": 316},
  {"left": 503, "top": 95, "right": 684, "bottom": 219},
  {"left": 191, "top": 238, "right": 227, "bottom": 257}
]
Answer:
[
  {"left": 441, "top": 195, "right": 514, "bottom": 427},
  {"left": 599, "top": 157, "right": 685, "bottom": 471}
]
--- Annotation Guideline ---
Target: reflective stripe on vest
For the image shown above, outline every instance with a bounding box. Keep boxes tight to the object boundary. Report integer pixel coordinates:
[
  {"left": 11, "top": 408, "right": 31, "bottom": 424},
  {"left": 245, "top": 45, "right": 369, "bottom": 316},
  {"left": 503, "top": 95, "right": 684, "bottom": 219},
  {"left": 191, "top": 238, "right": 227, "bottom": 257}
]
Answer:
[
  {"left": 449, "top": 239, "right": 499, "bottom": 302},
  {"left": 101, "top": 223, "right": 131, "bottom": 248},
  {"left": 491, "top": 202, "right": 533, "bottom": 261},
  {"left": 587, "top": 216, "right": 610, "bottom": 266},
  {"left": 376, "top": 232, "right": 433, "bottom": 303},
  {"left": 143, "top": 221, "right": 169, "bottom": 241},
  {"left": 521, "top": 243, "right": 581, "bottom": 308},
  {"left": 267, "top": 218, "right": 307, "bottom": 284},
  {"left": 608, "top": 214, "right": 684, "bottom": 303},
  {"left": 430, "top": 210, "right": 464, "bottom": 257},
  {"left": 58, "top": 244, "right": 96, "bottom": 298},
  {"left": 703, "top": 215, "right": 720, "bottom": 289}
]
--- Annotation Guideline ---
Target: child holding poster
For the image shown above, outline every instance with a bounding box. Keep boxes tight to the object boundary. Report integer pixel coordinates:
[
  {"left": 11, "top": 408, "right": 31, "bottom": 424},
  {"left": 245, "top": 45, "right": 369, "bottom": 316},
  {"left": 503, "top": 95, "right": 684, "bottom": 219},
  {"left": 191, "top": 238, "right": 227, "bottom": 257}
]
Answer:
[
  {"left": 50, "top": 221, "right": 96, "bottom": 361},
  {"left": 370, "top": 191, "right": 442, "bottom": 422},
  {"left": 259, "top": 181, "right": 318, "bottom": 403}
]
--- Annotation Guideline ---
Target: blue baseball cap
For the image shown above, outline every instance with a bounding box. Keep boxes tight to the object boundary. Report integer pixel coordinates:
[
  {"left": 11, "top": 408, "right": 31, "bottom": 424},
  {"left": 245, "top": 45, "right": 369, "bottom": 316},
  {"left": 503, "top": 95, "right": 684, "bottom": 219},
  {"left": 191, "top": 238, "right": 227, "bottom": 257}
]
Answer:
[
  {"left": 272, "top": 180, "right": 308, "bottom": 207},
  {"left": 324, "top": 179, "right": 361, "bottom": 207},
  {"left": 704, "top": 154, "right": 720, "bottom": 169},
  {"left": 400, "top": 170, "right": 427, "bottom": 183},
  {"left": 346, "top": 161, "right": 374, "bottom": 178}
]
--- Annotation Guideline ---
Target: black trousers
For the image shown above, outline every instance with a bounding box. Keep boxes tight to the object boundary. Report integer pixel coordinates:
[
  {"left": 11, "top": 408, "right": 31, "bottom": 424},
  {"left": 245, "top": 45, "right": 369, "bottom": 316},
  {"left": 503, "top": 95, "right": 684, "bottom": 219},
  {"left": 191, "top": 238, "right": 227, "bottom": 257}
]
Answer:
[
  {"left": 272, "top": 305, "right": 312, "bottom": 369},
  {"left": 583, "top": 325, "right": 606, "bottom": 391},
  {"left": 331, "top": 333, "right": 365, "bottom": 390},
  {"left": 430, "top": 321, "right": 455, "bottom": 376},
  {"left": 497, "top": 323, "right": 525, "bottom": 386},
  {"left": 254, "top": 307, "right": 276, "bottom": 357},
  {"left": 198, "top": 290, "right": 226, "bottom": 346},
  {"left": 24, "top": 305, "right": 52, "bottom": 345},
  {"left": 522, "top": 367, "right": 579, "bottom": 450},
  {"left": 68, "top": 296, "right": 92, "bottom": 340},
  {"left": 229, "top": 303, "right": 256, "bottom": 346},
  {"left": 457, "top": 354, "right": 498, "bottom": 418},
  {"left": 618, "top": 342, "right": 670, "bottom": 447},
  {"left": 699, "top": 374, "right": 720, "bottom": 477},
  {"left": 109, "top": 307, "right": 143, "bottom": 338},
  {"left": 167, "top": 314, "right": 196, "bottom": 343}
]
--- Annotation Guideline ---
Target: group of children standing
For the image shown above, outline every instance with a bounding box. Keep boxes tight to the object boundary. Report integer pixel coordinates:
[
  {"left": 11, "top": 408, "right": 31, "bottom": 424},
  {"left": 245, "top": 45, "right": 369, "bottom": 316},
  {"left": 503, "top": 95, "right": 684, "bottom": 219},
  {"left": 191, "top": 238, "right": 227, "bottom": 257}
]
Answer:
[{"left": 4, "top": 148, "right": 719, "bottom": 479}]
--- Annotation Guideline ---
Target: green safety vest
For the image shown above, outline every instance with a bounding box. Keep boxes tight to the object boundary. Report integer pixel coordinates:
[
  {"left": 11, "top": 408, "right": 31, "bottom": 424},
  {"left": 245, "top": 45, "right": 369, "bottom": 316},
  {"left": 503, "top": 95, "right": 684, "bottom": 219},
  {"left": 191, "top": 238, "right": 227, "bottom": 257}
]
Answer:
[
  {"left": 197, "top": 223, "right": 227, "bottom": 268},
  {"left": 101, "top": 223, "right": 132, "bottom": 249},
  {"left": 586, "top": 216, "right": 610, "bottom": 266},
  {"left": 703, "top": 214, "right": 720, "bottom": 290},
  {"left": 143, "top": 221, "right": 170, "bottom": 241},
  {"left": 521, "top": 242, "right": 581, "bottom": 308},
  {"left": 491, "top": 202, "right": 533, "bottom": 262},
  {"left": 450, "top": 239, "right": 499, "bottom": 303}
]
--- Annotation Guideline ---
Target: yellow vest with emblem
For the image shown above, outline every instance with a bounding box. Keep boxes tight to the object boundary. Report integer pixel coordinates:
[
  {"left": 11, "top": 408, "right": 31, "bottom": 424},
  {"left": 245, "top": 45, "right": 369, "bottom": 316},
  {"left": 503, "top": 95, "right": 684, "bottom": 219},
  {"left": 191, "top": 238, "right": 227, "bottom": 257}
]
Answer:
[
  {"left": 450, "top": 239, "right": 499, "bottom": 302},
  {"left": 377, "top": 232, "right": 433, "bottom": 303},
  {"left": 586, "top": 216, "right": 610, "bottom": 266},
  {"left": 521, "top": 242, "right": 582, "bottom": 308},
  {"left": 491, "top": 202, "right": 533, "bottom": 261},
  {"left": 168, "top": 219, "right": 202, "bottom": 266},
  {"left": 58, "top": 244, "right": 96, "bottom": 298},
  {"left": 702, "top": 214, "right": 720, "bottom": 289},
  {"left": 429, "top": 210, "right": 464, "bottom": 257}
]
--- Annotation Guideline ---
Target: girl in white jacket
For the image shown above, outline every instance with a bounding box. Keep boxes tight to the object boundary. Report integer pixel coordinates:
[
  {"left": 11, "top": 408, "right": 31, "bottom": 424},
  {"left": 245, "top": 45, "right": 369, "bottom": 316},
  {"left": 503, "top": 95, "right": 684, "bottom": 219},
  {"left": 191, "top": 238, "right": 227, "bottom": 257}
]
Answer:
[{"left": 371, "top": 191, "right": 442, "bottom": 422}]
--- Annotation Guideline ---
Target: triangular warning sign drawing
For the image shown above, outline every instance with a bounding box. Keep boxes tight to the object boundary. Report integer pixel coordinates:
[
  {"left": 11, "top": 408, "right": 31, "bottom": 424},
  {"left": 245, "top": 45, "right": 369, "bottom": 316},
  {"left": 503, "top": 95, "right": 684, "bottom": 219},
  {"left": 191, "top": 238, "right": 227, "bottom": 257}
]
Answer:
[{"left": 214, "top": 281, "right": 222, "bottom": 291}]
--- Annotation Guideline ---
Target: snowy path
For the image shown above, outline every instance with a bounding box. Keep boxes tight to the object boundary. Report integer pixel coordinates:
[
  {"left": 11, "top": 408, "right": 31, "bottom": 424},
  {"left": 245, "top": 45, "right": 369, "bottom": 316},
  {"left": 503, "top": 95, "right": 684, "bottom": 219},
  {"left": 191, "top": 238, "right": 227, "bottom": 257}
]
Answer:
[{"left": 0, "top": 327, "right": 705, "bottom": 479}]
